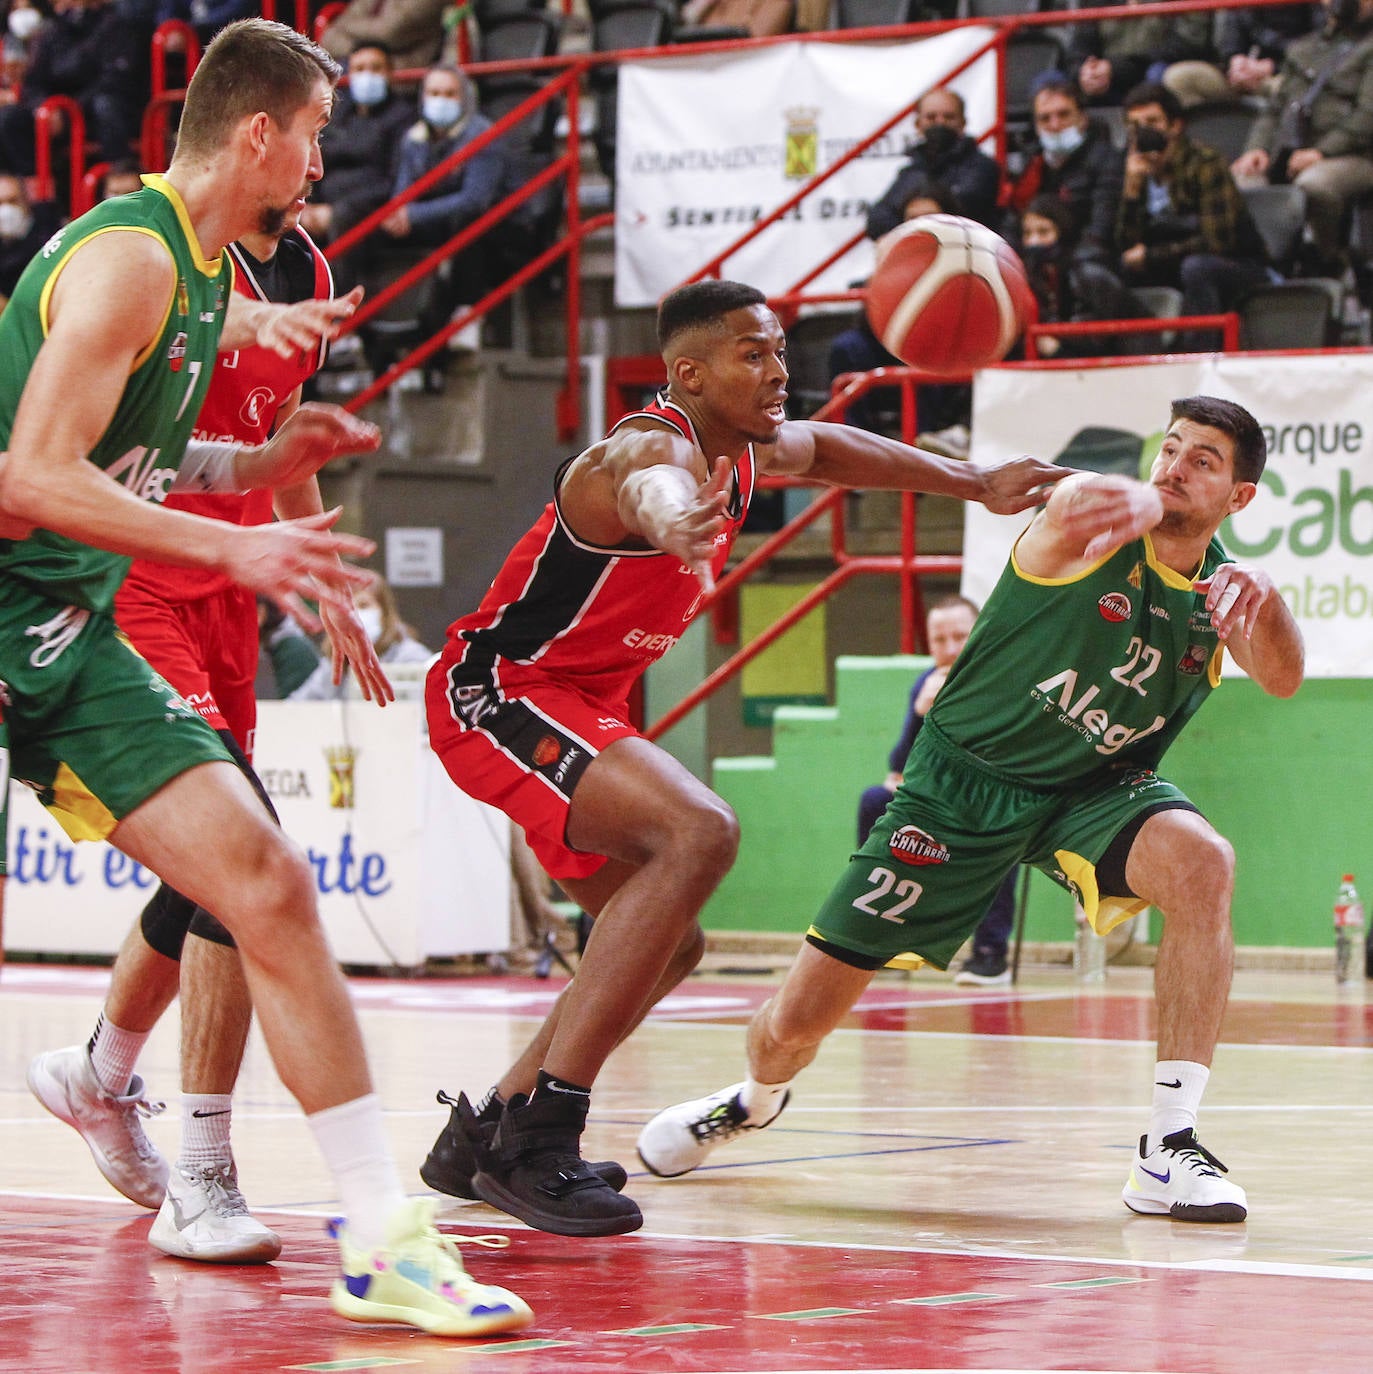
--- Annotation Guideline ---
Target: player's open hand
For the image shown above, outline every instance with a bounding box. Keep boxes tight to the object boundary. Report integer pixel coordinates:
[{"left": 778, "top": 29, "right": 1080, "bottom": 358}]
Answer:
[
  {"left": 247, "top": 402, "right": 381, "bottom": 490},
  {"left": 320, "top": 596, "right": 396, "bottom": 706},
  {"left": 976, "top": 455, "right": 1070, "bottom": 515},
  {"left": 255, "top": 286, "right": 365, "bottom": 358},
  {"left": 223, "top": 508, "right": 375, "bottom": 632},
  {"left": 1194, "top": 563, "right": 1275, "bottom": 643},
  {"left": 670, "top": 456, "right": 733, "bottom": 592}
]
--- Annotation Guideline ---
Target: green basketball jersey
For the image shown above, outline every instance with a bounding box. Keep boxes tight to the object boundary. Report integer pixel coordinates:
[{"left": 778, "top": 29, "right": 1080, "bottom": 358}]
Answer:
[
  {"left": 928, "top": 530, "right": 1230, "bottom": 786},
  {"left": 0, "top": 174, "right": 230, "bottom": 612}
]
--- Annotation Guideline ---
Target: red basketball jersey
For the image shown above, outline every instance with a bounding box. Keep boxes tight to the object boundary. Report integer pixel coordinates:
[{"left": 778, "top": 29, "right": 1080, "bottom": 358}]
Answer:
[
  {"left": 118, "top": 228, "right": 333, "bottom": 605},
  {"left": 441, "top": 396, "right": 756, "bottom": 712}
]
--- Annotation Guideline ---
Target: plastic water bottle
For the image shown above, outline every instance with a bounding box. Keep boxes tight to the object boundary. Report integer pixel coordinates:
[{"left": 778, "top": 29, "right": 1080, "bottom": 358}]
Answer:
[
  {"left": 1073, "top": 902, "right": 1106, "bottom": 983},
  {"left": 1334, "top": 874, "right": 1364, "bottom": 984}
]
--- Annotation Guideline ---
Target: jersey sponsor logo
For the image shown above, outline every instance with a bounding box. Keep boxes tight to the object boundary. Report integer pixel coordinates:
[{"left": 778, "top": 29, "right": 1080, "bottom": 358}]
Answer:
[
  {"left": 450, "top": 681, "right": 500, "bottom": 729},
  {"left": 168, "top": 330, "right": 187, "bottom": 372},
  {"left": 239, "top": 386, "right": 277, "bottom": 429},
  {"left": 554, "top": 747, "right": 582, "bottom": 785},
  {"left": 1127, "top": 561, "right": 1143, "bottom": 589},
  {"left": 41, "top": 229, "right": 64, "bottom": 258},
  {"left": 623, "top": 628, "right": 681, "bottom": 655},
  {"left": 25, "top": 606, "right": 90, "bottom": 668},
  {"left": 532, "top": 735, "right": 561, "bottom": 767},
  {"left": 1188, "top": 607, "right": 1213, "bottom": 633},
  {"left": 888, "top": 824, "right": 950, "bottom": 867},
  {"left": 107, "top": 445, "right": 177, "bottom": 503},
  {"left": 175, "top": 279, "right": 189, "bottom": 316},
  {"left": 1177, "top": 644, "right": 1208, "bottom": 675},
  {"left": 1031, "top": 668, "right": 1166, "bottom": 757},
  {"left": 1098, "top": 591, "right": 1131, "bottom": 623}
]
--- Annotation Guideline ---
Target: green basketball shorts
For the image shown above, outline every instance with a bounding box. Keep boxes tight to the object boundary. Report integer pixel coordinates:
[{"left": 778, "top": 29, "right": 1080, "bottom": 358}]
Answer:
[{"left": 808, "top": 722, "right": 1196, "bottom": 971}]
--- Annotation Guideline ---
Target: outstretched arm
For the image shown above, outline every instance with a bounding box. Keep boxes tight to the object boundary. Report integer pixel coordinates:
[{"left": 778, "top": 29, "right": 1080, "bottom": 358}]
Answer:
[
  {"left": 221, "top": 285, "right": 364, "bottom": 358},
  {"left": 1013, "top": 471, "right": 1165, "bottom": 579},
  {"left": 766, "top": 420, "right": 1067, "bottom": 515}
]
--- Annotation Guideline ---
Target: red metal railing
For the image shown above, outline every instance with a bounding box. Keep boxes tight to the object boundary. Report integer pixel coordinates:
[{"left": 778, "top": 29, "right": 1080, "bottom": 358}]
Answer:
[{"left": 32, "top": 96, "right": 85, "bottom": 211}]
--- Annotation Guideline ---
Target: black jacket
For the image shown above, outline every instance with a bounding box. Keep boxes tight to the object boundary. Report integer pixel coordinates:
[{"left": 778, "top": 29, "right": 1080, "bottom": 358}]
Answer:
[{"left": 865, "top": 134, "right": 1002, "bottom": 236}]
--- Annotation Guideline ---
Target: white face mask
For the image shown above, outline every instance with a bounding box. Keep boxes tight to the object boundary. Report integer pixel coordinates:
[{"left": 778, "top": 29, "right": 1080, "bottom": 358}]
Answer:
[
  {"left": 357, "top": 606, "right": 384, "bottom": 643},
  {"left": 7, "top": 7, "right": 40, "bottom": 41},
  {"left": 1039, "top": 124, "right": 1086, "bottom": 162},
  {"left": 349, "top": 70, "right": 388, "bottom": 107},
  {"left": 0, "top": 201, "right": 31, "bottom": 240},
  {"left": 422, "top": 95, "right": 463, "bottom": 131}
]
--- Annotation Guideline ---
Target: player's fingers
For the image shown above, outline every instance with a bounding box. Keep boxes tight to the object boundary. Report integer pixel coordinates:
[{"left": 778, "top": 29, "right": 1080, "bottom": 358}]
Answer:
[{"left": 277, "top": 590, "right": 321, "bottom": 635}]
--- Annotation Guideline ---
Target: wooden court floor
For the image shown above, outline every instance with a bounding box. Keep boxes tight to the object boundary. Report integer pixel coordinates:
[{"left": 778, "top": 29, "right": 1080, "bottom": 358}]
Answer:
[{"left": 4, "top": 958, "right": 1373, "bottom": 1373}]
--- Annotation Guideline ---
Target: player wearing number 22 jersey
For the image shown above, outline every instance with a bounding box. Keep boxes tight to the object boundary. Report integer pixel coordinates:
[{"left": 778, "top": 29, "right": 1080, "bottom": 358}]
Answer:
[{"left": 427, "top": 394, "right": 756, "bottom": 880}]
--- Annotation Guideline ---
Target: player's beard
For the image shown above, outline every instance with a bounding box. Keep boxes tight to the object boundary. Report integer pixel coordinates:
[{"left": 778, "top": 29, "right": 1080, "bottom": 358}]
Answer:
[{"left": 259, "top": 201, "right": 290, "bottom": 237}]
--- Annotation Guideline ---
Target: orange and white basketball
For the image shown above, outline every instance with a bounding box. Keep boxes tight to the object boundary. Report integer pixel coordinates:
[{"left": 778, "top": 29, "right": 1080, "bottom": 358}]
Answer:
[{"left": 864, "top": 213, "right": 1034, "bottom": 377}]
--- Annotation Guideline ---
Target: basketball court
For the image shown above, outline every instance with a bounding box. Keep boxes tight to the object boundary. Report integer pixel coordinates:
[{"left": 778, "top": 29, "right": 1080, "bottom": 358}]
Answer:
[{"left": 4, "top": 958, "right": 1372, "bottom": 1372}]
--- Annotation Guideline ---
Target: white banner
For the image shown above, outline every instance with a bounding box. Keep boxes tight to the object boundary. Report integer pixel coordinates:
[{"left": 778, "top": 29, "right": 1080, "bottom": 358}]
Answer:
[
  {"left": 613, "top": 32, "right": 999, "bottom": 308},
  {"left": 3, "top": 701, "right": 511, "bottom": 967},
  {"left": 962, "top": 353, "right": 1373, "bottom": 678}
]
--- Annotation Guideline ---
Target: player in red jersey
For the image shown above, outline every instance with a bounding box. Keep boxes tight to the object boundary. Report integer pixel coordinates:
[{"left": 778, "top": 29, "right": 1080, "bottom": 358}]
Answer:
[
  {"left": 26, "top": 206, "right": 391, "bottom": 1263},
  {"left": 419, "top": 278, "right": 1067, "bottom": 1237}
]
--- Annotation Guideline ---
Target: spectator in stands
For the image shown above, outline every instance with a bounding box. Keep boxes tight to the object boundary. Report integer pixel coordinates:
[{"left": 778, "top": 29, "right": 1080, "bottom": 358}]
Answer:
[
  {"left": 1117, "top": 82, "right": 1271, "bottom": 348},
  {"left": 1232, "top": 0, "right": 1373, "bottom": 274},
  {"left": 300, "top": 41, "right": 415, "bottom": 262},
  {"left": 1016, "top": 194, "right": 1143, "bottom": 358},
  {"left": 369, "top": 63, "right": 504, "bottom": 356},
  {"left": 320, "top": 0, "right": 449, "bottom": 74},
  {"left": 0, "top": 169, "right": 57, "bottom": 307},
  {"left": 1164, "top": 5, "right": 1322, "bottom": 108},
  {"left": 100, "top": 155, "right": 145, "bottom": 200},
  {"left": 1004, "top": 78, "right": 1125, "bottom": 268},
  {"left": 830, "top": 182, "right": 972, "bottom": 453},
  {"left": 290, "top": 574, "right": 431, "bottom": 700},
  {"left": 0, "top": 0, "right": 150, "bottom": 181},
  {"left": 153, "top": 0, "right": 254, "bottom": 46},
  {"left": 1067, "top": 0, "right": 1214, "bottom": 108},
  {"left": 678, "top": 0, "right": 793, "bottom": 37},
  {"left": 867, "top": 87, "right": 1001, "bottom": 235},
  {"left": 2, "top": 0, "right": 47, "bottom": 98}
]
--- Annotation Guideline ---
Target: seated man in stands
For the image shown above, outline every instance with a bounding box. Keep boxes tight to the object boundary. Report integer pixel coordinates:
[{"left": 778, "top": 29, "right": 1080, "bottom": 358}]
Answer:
[
  {"left": 1067, "top": 0, "right": 1215, "bottom": 108},
  {"left": 867, "top": 87, "right": 1002, "bottom": 235},
  {"left": 0, "top": 169, "right": 59, "bottom": 310},
  {"left": 320, "top": 0, "right": 449, "bottom": 73},
  {"left": 1005, "top": 79, "right": 1125, "bottom": 269},
  {"left": 1164, "top": 3, "right": 1322, "bottom": 109},
  {"left": 0, "top": 0, "right": 151, "bottom": 184},
  {"left": 366, "top": 63, "right": 505, "bottom": 360},
  {"left": 300, "top": 40, "right": 415, "bottom": 275},
  {"left": 1116, "top": 82, "right": 1271, "bottom": 348},
  {"left": 1232, "top": 0, "right": 1373, "bottom": 276}
]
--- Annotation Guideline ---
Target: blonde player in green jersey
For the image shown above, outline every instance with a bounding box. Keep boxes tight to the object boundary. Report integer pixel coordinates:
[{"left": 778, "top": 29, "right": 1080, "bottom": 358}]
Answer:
[
  {"left": 0, "top": 18, "right": 531, "bottom": 1338},
  {"left": 639, "top": 395, "right": 1303, "bottom": 1226}
]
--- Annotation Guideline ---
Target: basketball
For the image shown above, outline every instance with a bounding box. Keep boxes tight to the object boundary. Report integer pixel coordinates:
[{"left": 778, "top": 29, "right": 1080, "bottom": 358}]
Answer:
[{"left": 864, "top": 213, "right": 1034, "bottom": 377}]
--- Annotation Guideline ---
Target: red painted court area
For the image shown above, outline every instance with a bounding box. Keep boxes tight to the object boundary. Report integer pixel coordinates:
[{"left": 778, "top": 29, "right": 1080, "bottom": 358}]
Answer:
[{"left": 1, "top": 1197, "right": 1364, "bottom": 1374}]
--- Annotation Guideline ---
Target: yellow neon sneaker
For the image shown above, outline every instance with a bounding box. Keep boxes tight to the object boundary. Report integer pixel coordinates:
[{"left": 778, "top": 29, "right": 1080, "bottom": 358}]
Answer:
[{"left": 328, "top": 1198, "right": 534, "bottom": 1337}]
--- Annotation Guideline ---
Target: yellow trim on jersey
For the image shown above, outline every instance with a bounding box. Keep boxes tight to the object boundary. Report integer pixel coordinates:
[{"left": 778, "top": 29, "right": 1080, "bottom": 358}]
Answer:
[
  {"left": 140, "top": 173, "right": 224, "bottom": 279},
  {"left": 1054, "top": 847, "right": 1148, "bottom": 934},
  {"left": 1207, "top": 643, "right": 1224, "bottom": 689},
  {"left": 1012, "top": 529, "right": 1207, "bottom": 591},
  {"left": 44, "top": 761, "right": 119, "bottom": 843},
  {"left": 37, "top": 225, "right": 177, "bottom": 371}
]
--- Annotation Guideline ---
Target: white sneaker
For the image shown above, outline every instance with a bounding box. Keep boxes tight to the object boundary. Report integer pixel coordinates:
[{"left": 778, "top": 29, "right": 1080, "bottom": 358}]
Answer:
[
  {"left": 150, "top": 1161, "right": 283, "bottom": 1263},
  {"left": 637, "top": 1082, "right": 788, "bottom": 1178},
  {"left": 1122, "top": 1128, "right": 1248, "bottom": 1223},
  {"left": 330, "top": 1198, "right": 533, "bottom": 1336},
  {"left": 916, "top": 423, "right": 971, "bottom": 459},
  {"left": 27, "top": 1044, "right": 168, "bottom": 1208}
]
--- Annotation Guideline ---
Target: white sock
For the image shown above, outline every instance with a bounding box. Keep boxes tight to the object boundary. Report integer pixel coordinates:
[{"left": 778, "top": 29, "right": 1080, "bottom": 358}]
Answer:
[
  {"left": 739, "top": 1076, "right": 790, "bottom": 1123},
  {"left": 180, "top": 1094, "right": 233, "bottom": 1169},
  {"left": 1147, "top": 1060, "right": 1210, "bottom": 1152},
  {"left": 87, "top": 1012, "right": 148, "bottom": 1097},
  {"left": 307, "top": 1093, "right": 406, "bottom": 1251}
]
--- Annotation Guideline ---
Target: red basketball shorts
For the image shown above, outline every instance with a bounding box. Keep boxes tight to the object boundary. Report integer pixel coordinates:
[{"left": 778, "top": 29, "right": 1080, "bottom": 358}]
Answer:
[
  {"left": 426, "top": 658, "right": 638, "bottom": 881},
  {"left": 113, "top": 583, "right": 260, "bottom": 757}
]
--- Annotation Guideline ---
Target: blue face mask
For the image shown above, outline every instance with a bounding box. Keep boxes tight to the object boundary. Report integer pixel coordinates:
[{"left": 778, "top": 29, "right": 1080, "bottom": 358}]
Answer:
[
  {"left": 349, "top": 70, "right": 388, "bottom": 107},
  {"left": 423, "top": 95, "right": 463, "bottom": 131},
  {"left": 1039, "top": 124, "right": 1086, "bottom": 161}
]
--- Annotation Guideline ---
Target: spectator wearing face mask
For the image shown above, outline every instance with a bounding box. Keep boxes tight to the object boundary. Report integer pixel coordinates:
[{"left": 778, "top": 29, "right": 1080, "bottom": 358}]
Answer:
[
  {"left": 867, "top": 87, "right": 1002, "bottom": 237},
  {"left": 1003, "top": 78, "right": 1126, "bottom": 268},
  {"left": 299, "top": 41, "right": 415, "bottom": 268},
  {"left": 2, "top": 0, "right": 47, "bottom": 96},
  {"left": 289, "top": 575, "right": 432, "bottom": 700},
  {"left": 364, "top": 64, "right": 505, "bottom": 358},
  {"left": 0, "top": 170, "right": 58, "bottom": 309}
]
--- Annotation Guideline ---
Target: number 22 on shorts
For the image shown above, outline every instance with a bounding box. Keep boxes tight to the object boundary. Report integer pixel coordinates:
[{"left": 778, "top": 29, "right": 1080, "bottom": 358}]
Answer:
[{"left": 852, "top": 866, "right": 923, "bottom": 924}]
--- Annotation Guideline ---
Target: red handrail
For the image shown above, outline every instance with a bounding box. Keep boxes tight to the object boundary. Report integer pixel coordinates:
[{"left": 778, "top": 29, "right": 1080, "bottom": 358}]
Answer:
[
  {"left": 313, "top": 1, "right": 345, "bottom": 43},
  {"left": 151, "top": 20, "right": 200, "bottom": 100},
  {"left": 33, "top": 96, "right": 85, "bottom": 210}
]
